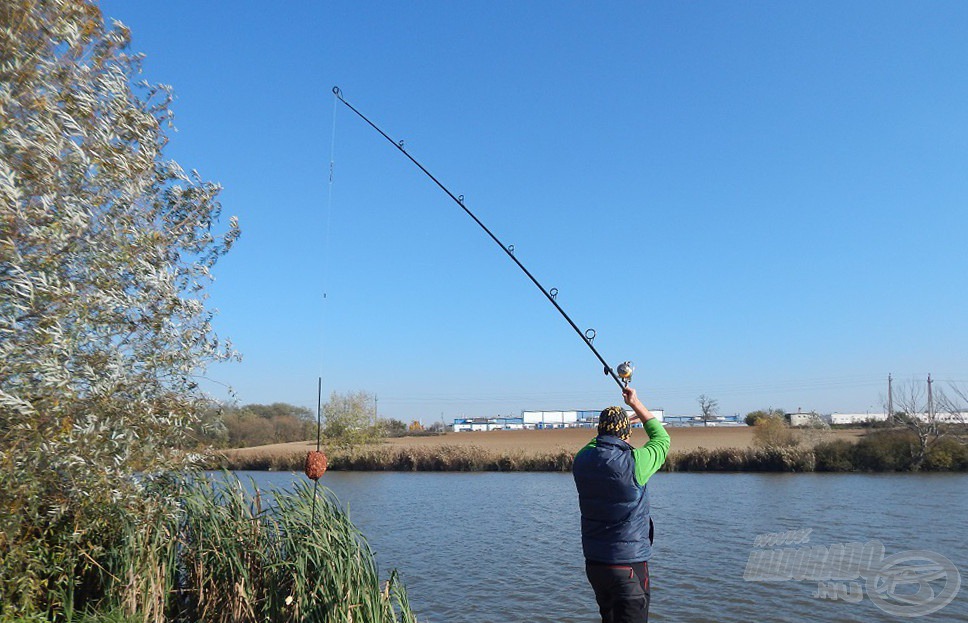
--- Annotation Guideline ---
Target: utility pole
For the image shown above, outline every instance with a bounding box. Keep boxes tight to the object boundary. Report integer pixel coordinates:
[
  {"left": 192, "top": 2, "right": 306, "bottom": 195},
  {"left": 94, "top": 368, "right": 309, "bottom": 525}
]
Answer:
[
  {"left": 887, "top": 373, "right": 893, "bottom": 422},
  {"left": 927, "top": 374, "right": 933, "bottom": 421}
]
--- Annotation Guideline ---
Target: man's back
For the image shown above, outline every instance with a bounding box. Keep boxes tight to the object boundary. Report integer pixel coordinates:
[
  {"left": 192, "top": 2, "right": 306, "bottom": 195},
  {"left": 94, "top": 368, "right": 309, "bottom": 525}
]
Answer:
[{"left": 573, "top": 424, "right": 667, "bottom": 564}]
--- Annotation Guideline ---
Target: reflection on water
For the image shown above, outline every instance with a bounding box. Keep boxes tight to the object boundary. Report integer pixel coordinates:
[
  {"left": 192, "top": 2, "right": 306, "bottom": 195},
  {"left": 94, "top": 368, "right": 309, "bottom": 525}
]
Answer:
[{"left": 237, "top": 471, "right": 968, "bottom": 623}]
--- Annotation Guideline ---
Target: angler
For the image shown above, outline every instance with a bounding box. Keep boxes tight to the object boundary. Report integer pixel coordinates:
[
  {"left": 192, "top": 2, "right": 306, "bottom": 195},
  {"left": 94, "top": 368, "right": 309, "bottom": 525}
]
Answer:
[{"left": 574, "top": 386, "right": 670, "bottom": 623}]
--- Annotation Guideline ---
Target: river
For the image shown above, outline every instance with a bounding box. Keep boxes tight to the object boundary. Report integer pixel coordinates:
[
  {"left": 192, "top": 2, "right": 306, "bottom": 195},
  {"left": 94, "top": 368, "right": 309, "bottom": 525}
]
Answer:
[{"left": 237, "top": 471, "right": 968, "bottom": 622}]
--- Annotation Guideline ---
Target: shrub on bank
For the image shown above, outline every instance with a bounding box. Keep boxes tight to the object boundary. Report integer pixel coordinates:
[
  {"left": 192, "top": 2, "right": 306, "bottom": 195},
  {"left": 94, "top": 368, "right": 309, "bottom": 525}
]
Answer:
[
  {"left": 815, "top": 431, "right": 968, "bottom": 472},
  {"left": 923, "top": 437, "right": 968, "bottom": 471},
  {"left": 752, "top": 417, "right": 800, "bottom": 449},
  {"left": 814, "top": 440, "right": 856, "bottom": 472},
  {"left": 666, "top": 446, "right": 815, "bottom": 472},
  {"left": 852, "top": 430, "right": 916, "bottom": 471}
]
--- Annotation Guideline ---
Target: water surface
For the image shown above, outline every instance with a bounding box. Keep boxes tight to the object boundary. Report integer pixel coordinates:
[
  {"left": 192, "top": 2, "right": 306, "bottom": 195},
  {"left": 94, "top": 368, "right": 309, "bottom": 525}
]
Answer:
[{"left": 238, "top": 471, "right": 968, "bottom": 623}]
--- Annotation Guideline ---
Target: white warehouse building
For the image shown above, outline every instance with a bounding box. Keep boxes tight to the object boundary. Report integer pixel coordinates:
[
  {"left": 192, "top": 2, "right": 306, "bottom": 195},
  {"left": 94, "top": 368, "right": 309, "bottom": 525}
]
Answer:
[
  {"left": 827, "top": 412, "right": 889, "bottom": 426},
  {"left": 454, "top": 409, "right": 666, "bottom": 432},
  {"left": 520, "top": 409, "right": 664, "bottom": 429},
  {"left": 824, "top": 412, "right": 967, "bottom": 426}
]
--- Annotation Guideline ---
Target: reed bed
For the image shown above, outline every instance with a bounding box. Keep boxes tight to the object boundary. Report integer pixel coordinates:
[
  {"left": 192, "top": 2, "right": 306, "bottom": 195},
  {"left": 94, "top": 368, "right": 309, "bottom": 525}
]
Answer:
[
  {"left": 218, "top": 444, "right": 818, "bottom": 473},
  {"left": 175, "top": 476, "right": 416, "bottom": 623},
  {"left": 215, "top": 431, "right": 968, "bottom": 473},
  {"left": 217, "top": 445, "right": 576, "bottom": 472},
  {"left": 0, "top": 475, "right": 417, "bottom": 623}
]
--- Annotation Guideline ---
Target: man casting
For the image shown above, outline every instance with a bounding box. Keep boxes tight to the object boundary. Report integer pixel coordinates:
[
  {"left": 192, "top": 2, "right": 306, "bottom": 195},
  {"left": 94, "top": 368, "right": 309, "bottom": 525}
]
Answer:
[{"left": 573, "top": 386, "right": 670, "bottom": 623}]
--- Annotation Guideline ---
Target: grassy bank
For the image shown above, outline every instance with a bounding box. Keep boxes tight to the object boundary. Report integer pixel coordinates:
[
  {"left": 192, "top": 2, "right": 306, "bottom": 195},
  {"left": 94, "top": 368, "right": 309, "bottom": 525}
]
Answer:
[
  {"left": 215, "top": 430, "right": 968, "bottom": 473},
  {"left": 0, "top": 475, "right": 416, "bottom": 623}
]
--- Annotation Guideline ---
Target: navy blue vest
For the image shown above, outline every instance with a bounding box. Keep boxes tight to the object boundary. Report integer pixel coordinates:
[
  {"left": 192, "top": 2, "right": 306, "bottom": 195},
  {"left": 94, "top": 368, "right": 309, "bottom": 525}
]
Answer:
[{"left": 573, "top": 435, "right": 653, "bottom": 564}]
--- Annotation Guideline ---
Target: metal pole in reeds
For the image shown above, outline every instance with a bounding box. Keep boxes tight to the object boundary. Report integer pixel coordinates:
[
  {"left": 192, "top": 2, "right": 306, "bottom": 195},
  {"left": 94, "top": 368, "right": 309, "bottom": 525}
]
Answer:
[{"left": 311, "top": 376, "right": 322, "bottom": 526}]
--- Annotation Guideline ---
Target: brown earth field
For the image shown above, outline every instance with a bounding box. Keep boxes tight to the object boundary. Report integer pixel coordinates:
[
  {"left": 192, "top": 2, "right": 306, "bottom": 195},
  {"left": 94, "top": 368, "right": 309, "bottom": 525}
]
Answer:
[{"left": 224, "top": 426, "right": 868, "bottom": 459}]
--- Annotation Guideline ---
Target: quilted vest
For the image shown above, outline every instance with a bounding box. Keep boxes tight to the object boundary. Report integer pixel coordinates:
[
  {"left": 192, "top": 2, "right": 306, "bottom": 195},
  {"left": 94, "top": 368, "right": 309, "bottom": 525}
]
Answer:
[{"left": 573, "top": 435, "right": 652, "bottom": 564}]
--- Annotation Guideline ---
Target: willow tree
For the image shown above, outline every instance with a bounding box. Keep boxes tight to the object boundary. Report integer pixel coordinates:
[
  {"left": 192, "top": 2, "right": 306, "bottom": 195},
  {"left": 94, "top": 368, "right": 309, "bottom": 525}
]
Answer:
[{"left": 0, "top": 0, "right": 239, "bottom": 615}]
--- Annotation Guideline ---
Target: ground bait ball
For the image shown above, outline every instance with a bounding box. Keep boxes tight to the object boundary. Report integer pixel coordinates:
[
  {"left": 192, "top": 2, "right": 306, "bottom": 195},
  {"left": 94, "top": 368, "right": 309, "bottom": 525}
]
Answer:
[{"left": 305, "top": 451, "right": 328, "bottom": 480}]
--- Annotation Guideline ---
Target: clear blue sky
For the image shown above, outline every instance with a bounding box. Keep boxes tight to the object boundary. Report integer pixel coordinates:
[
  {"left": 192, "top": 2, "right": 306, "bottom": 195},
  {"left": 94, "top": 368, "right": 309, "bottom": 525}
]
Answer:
[{"left": 99, "top": 1, "right": 968, "bottom": 422}]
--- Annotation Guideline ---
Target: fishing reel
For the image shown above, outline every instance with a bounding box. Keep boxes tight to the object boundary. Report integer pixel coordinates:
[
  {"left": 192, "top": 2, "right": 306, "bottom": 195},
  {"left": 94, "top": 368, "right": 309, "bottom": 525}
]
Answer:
[{"left": 616, "top": 361, "right": 634, "bottom": 387}]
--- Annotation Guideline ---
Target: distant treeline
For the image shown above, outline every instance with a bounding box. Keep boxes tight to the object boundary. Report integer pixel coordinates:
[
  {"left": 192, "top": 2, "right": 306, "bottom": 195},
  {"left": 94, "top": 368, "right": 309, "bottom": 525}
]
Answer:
[
  {"left": 216, "top": 430, "right": 968, "bottom": 473},
  {"left": 189, "top": 402, "right": 316, "bottom": 448},
  {"left": 194, "top": 400, "right": 442, "bottom": 449}
]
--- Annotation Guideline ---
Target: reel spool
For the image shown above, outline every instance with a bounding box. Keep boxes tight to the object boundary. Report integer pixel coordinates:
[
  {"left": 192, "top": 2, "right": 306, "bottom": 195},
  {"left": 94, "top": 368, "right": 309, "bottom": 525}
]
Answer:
[{"left": 616, "top": 361, "right": 634, "bottom": 387}]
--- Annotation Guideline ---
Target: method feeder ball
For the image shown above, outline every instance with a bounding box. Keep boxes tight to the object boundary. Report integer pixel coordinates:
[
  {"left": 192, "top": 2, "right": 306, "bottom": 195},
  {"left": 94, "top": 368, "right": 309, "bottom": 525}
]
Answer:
[{"left": 305, "top": 451, "right": 328, "bottom": 480}]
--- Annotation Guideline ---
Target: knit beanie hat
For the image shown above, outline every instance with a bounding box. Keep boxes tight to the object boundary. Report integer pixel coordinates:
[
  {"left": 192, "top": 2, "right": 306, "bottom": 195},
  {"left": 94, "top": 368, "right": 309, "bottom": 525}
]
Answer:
[{"left": 598, "top": 406, "right": 630, "bottom": 439}]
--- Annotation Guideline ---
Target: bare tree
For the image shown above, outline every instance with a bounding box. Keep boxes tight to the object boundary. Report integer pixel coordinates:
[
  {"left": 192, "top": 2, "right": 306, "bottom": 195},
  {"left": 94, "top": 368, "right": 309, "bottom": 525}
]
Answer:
[
  {"left": 697, "top": 394, "right": 719, "bottom": 427},
  {"left": 936, "top": 382, "right": 968, "bottom": 444},
  {"left": 888, "top": 377, "right": 965, "bottom": 471}
]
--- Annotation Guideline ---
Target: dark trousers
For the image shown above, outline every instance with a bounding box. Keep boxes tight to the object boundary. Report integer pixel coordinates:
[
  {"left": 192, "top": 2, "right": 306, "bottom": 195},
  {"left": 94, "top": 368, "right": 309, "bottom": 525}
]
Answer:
[{"left": 585, "top": 560, "right": 650, "bottom": 623}]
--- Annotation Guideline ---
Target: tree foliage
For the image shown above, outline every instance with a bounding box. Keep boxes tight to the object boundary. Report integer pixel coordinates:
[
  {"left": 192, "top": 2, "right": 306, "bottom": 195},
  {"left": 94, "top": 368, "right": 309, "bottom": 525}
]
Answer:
[
  {"left": 221, "top": 402, "right": 316, "bottom": 448},
  {"left": 0, "top": 0, "right": 239, "bottom": 615},
  {"left": 752, "top": 415, "right": 799, "bottom": 449},
  {"left": 378, "top": 417, "right": 409, "bottom": 438},
  {"left": 745, "top": 407, "right": 786, "bottom": 427},
  {"left": 323, "top": 390, "right": 380, "bottom": 446}
]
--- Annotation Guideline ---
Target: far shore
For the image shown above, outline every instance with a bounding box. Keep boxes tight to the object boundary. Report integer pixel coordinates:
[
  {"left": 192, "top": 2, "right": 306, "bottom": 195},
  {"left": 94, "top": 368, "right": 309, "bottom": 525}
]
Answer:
[{"left": 222, "top": 425, "right": 869, "bottom": 460}]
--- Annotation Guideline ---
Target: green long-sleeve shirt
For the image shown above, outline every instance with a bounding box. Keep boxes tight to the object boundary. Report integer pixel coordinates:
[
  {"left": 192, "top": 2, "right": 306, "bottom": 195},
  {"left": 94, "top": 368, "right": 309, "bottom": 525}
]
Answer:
[{"left": 577, "top": 418, "right": 671, "bottom": 486}]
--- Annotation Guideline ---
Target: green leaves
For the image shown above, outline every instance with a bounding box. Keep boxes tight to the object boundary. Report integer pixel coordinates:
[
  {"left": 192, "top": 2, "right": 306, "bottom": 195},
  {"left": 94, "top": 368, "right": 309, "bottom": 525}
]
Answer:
[
  {"left": 0, "top": 1, "right": 239, "bottom": 616},
  {"left": 323, "top": 390, "right": 381, "bottom": 447}
]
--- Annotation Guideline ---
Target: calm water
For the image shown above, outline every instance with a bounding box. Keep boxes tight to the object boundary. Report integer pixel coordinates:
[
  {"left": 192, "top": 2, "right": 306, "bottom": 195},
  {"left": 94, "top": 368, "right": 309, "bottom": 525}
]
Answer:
[{"left": 236, "top": 471, "right": 968, "bottom": 623}]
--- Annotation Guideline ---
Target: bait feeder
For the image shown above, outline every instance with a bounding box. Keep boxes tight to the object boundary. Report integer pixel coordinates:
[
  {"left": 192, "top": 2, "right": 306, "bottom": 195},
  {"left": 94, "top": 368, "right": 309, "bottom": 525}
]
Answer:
[{"left": 305, "top": 450, "right": 328, "bottom": 480}]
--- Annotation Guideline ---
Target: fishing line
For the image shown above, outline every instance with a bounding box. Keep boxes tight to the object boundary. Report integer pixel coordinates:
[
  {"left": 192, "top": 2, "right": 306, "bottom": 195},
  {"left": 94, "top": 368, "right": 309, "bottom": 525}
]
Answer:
[
  {"left": 307, "top": 89, "right": 341, "bottom": 524},
  {"left": 332, "top": 86, "right": 631, "bottom": 389}
]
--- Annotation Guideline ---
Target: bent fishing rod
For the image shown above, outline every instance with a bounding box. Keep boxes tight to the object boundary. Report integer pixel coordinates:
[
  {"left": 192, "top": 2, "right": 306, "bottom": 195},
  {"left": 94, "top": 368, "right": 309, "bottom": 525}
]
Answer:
[{"left": 333, "top": 86, "right": 633, "bottom": 390}]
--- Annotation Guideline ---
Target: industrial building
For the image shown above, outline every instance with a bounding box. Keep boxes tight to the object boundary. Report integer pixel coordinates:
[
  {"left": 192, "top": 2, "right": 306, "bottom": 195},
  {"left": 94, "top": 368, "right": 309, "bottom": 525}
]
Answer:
[
  {"left": 453, "top": 409, "right": 665, "bottom": 432},
  {"left": 825, "top": 412, "right": 888, "bottom": 426},
  {"left": 824, "top": 411, "right": 967, "bottom": 426},
  {"left": 661, "top": 414, "right": 744, "bottom": 427},
  {"left": 451, "top": 416, "right": 526, "bottom": 432},
  {"left": 452, "top": 408, "right": 967, "bottom": 432},
  {"left": 521, "top": 408, "right": 664, "bottom": 429},
  {"left": 789, "top": 412, "right": 828, "bottom": 427}
]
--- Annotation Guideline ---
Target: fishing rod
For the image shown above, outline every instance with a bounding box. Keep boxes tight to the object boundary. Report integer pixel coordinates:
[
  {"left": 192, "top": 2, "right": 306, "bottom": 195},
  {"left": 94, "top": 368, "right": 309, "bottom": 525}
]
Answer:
[{"left": 332, "top": 86, "right": 633, "bottom": 390}]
